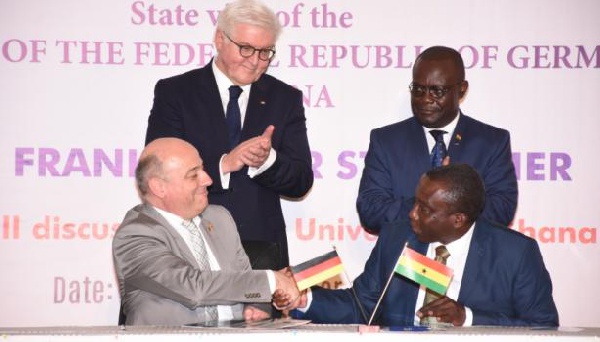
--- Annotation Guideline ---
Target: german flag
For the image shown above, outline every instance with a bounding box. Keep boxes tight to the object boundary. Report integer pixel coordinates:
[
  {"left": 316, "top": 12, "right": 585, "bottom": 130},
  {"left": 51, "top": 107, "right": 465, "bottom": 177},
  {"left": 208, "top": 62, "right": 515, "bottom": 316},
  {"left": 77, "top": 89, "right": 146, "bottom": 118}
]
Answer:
[
  {"left": 394, "top": 246, "right": 453, "bottom": 295},
  {"left": 290, "top": 250, "right": 344, "bottom": 290}
]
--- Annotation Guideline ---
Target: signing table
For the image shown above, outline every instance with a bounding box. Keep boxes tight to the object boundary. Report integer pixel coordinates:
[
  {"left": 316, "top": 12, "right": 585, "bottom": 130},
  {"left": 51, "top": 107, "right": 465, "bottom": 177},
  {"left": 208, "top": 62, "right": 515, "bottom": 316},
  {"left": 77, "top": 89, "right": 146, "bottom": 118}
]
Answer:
[{"left": 1, "top": 324, "right": 598, "bottom": 341}]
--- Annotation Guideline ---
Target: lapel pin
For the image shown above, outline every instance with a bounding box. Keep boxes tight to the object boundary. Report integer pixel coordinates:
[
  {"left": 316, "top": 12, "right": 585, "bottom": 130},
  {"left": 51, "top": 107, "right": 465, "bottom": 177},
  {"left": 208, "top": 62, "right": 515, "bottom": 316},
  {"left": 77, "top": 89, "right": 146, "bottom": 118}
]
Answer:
[
  {"left": 454, "top": 133, "right": 462, "bottom": 145},
  {"left": 260, "top": 101, "right": 266, "bottom": 105}
]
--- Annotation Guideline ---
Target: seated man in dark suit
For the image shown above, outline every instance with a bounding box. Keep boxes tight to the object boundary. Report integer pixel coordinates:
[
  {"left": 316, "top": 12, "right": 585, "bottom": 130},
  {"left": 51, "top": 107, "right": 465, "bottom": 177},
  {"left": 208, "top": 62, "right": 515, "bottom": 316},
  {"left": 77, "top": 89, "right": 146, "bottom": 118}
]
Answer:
[
  {"left": 112, "top": 137, "right": 299, "bottom": 325},
  {"left": 279, "top": 164, "right": 558, "bottom": 327}
]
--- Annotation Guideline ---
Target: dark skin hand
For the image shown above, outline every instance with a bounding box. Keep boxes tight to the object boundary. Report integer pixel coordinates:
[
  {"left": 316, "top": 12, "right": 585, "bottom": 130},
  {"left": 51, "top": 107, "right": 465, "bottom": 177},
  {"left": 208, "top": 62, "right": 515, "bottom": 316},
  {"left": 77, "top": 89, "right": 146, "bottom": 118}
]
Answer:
[
  {"left": 273, "top": 289, "right": 307, "bottom": 317},
  {"left": 417, "top": 296, "right": 466, "bottom": 326}
]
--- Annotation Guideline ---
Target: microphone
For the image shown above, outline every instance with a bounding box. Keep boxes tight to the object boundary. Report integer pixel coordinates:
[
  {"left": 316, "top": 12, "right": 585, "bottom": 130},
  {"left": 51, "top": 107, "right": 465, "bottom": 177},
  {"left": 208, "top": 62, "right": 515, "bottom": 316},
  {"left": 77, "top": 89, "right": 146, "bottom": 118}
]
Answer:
[
  {"left": 333, "top": 245, "right": 369, "bottom": 324},
  {"left": 345, "top": 271, "right": 369, "bottom": 324}
]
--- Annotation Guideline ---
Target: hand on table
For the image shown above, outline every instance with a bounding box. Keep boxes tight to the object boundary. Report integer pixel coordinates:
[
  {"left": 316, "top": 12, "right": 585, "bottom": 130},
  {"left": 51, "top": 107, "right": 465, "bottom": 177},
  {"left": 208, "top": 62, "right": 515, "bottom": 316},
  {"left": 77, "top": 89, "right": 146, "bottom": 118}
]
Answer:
[{"left": 417, "top": 296, "right": 466, "bottom": 326}]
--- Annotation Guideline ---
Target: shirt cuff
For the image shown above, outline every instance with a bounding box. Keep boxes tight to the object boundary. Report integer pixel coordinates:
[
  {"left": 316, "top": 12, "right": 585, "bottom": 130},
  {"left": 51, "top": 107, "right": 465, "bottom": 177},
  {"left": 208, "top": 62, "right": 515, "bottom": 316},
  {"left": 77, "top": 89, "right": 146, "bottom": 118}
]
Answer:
[
  {"left": 463, "top": 306, "right": 473, "bottom": 326},
  {"left": 248, "top": 148, "right": 276, "bottom": 178},
  {"left": 295, "top": 288, "right": 312, "bottom": 313},
  {"left": 266, "top": 270, "right": 276, "bottom": 294},
  {"left": 219, "top": 154, "right": 231, "bottom": 189}
]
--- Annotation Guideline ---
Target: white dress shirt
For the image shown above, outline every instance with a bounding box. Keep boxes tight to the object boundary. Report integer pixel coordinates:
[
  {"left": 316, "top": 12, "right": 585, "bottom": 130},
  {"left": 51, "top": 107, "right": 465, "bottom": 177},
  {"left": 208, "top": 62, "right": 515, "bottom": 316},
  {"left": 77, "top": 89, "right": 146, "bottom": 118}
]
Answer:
[
  {"left": 413, "top": 223, "right": 475, "bottom": 326},
  {"left": 423, "top": 111, "right": 460, "bottom": 154},
  {"left": 212, "top": 62, "right": 276, "bottom": 188}
]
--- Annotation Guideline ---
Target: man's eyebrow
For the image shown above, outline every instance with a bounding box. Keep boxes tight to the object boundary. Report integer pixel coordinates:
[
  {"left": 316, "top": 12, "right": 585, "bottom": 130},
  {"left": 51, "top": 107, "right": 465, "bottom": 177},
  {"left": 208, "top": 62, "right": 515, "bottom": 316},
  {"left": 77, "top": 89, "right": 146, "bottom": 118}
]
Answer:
[{"left": 185, "top": 165, "right": 202, "bottom": 176}]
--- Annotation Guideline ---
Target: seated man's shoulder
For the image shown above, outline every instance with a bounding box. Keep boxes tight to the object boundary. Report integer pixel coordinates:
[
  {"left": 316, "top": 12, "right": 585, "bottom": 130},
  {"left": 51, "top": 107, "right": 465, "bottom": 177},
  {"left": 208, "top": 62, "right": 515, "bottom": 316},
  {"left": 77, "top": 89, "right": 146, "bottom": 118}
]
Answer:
[
  {"left": 202, "top": 204, "right": 235, "bottom": 223},
  {"left": 477, "top": 218, "right": 539, "bottom": 250},
  {"left": 379, "top": 217, "right": 413, "bottom": 240},
  {"left": 113, "top": 205, "right": 169, "bottom": 243},
  {"left": 203, "top": 204, "right": 229, "bottom": 214}
]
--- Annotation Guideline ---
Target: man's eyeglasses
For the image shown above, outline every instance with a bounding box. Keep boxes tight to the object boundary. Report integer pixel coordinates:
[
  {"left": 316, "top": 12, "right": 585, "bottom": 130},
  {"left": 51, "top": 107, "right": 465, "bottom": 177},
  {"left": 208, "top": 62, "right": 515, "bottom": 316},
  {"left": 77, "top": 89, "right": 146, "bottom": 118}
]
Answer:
[
  {"left": 408, "top": 82, "right": 463, "bottom": 99},
  {"left": 224, "top": 32, "right": 276, "bottom": 61}
]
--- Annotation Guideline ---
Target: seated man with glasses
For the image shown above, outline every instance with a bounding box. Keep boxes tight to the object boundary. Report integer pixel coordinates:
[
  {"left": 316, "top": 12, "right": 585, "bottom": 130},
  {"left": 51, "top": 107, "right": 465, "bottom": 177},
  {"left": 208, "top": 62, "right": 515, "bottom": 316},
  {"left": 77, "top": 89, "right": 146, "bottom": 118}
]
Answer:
[
  {"left": 144, "top": 0, "right": 314, "bottom": 272},
  {"left": 357, "top": 45, "right": 518, "bottom": 234}
]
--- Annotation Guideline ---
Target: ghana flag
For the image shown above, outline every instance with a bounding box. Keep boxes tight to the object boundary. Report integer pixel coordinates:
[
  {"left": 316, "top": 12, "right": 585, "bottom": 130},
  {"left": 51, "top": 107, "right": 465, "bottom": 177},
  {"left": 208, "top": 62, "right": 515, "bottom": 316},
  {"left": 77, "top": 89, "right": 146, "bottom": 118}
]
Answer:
[
  {"left": 394, "top": 246, "right": 453, "bottom": 295},
  {"left": 290, "top": 250, "right": 344, "bottom": 290}
]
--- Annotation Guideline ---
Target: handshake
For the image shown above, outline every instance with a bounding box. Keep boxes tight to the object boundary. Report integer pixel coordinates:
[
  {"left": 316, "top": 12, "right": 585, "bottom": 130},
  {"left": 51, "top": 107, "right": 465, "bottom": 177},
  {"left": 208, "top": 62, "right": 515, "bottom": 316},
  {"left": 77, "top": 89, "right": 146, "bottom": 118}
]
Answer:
[{"left": 272, "top": 267, "right": 307, "bottom": 313}]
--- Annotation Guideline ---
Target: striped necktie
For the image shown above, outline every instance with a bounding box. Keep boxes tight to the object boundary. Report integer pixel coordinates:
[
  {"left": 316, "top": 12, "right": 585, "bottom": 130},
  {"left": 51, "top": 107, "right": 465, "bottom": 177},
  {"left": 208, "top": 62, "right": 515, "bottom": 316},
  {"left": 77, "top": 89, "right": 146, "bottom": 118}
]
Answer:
[
  {"left": 419, "top": 245, "right": 450, "bottom": 326},
  {"left": 183, "top": 220, "right": 219, "bottom": 322}
]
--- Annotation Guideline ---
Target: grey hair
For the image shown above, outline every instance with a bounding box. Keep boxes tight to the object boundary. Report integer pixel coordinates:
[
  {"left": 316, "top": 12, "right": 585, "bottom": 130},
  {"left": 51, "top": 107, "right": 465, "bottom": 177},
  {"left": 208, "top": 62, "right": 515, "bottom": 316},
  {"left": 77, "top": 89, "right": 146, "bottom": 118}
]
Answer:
[
  {"left": 135, "top": 154, "right": 163, "bottom": 200},
  {"left": 217, "top": 0, "right": 282, "bottom": 40}
]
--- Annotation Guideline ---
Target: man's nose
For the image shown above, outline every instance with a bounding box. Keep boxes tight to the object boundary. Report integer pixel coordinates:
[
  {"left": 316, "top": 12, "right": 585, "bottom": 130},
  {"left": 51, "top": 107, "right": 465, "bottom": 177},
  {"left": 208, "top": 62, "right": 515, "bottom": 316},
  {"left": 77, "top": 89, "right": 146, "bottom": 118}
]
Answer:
[
  {"left": 201, "top": 172, "right": 213, "bottom": 186},
  {"left": 247, "top": 51, "right": 262, "bottom": 65},
  {"left": 409, "top": 206, "right": 418, "bottom": 220}
]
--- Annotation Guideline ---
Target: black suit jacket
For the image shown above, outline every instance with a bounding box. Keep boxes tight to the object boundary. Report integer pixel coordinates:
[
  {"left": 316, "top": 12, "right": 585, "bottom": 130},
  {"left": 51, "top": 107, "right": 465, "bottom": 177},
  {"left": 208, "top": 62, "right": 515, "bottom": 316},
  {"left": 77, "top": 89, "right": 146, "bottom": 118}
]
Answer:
[{"left": 145, "top": 61, "right": 313, "bottom": 267}]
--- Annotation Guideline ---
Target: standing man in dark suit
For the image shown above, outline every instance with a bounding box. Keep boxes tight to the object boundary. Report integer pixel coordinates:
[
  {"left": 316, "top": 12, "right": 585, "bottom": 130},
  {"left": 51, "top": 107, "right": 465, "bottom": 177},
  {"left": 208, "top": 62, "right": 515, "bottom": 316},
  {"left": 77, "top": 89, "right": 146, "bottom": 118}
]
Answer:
[
  {"left": 113, "top": 137, "right": 300, "bottom": 325},
  {"left": 145, "top": 0, "right": 313, "bottom": 269},
  {"left": 283, "top": 164, "right": 558, "bottom": 327},
  {"left": 357, "top": 46, "right": 517, "bottom": 234}
]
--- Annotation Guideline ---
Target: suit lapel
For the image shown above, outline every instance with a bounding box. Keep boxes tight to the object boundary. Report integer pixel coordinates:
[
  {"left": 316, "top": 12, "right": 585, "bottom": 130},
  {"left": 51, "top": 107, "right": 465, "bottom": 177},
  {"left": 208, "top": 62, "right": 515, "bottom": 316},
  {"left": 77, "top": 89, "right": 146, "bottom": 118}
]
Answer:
[
  {"left": 242, "top": 76, "right": 272, "bottom": 140},
  {"left": 199, "top": 216, "right": 220, "bottom": 261},
  {"left": 458, "top": 222, "right": 487, "bottom": 303},
  {"left": 448, "top": 112, "right": 468, "bottom": 160},
  {"left": 198, "top": 61, "right": 234, "bottom": 150},
  {"left": 406, "top": 118, "right": 432, "bottom": 170},
  {"left": 140, "top": 204, "right": 198, "bottom": 265}
]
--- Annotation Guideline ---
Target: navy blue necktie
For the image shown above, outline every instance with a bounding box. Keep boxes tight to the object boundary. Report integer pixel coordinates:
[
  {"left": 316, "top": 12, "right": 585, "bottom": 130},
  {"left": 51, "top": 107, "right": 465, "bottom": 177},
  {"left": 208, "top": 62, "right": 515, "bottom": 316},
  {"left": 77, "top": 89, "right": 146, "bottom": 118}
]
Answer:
[
  {"left": 430, "top": 129, "right": 447, "bottom": 168},
  {"left": 226, "top": 85, "right": 243, "bottom": 148}
]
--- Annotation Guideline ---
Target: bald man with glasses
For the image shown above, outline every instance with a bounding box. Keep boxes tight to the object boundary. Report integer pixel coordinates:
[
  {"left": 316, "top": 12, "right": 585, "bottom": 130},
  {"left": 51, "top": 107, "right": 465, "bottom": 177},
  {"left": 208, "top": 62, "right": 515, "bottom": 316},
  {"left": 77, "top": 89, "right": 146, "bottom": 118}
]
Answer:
[
  {"left": 145, "top": 0, "right": 313, "bottom": 271},
  {"left": 357, "top": 45, "right": 518, "bottom": 235}
]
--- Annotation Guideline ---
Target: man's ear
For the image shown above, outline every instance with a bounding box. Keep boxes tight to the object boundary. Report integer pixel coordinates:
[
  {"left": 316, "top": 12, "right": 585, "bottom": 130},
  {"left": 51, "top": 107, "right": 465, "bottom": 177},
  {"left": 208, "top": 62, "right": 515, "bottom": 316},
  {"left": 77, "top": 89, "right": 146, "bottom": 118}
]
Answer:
[
  {"left": 452, "top": 212, "right": 468, "bottom": 230},
  {"left": 148, "top": 177, "right": 166, "bottom": 198},
  {"left": 214, "top": 29, "right": 225, "bottom": 49},
  {"left": 458, "top": 80, "right": 469, "bottom": 100}
]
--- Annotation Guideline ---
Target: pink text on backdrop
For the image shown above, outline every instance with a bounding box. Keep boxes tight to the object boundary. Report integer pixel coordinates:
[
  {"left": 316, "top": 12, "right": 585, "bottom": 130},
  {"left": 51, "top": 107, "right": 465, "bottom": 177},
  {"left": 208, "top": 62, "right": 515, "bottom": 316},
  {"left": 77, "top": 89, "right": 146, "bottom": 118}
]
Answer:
[{"left": 14, "top": 147, "right": 572, "bottom": 181}]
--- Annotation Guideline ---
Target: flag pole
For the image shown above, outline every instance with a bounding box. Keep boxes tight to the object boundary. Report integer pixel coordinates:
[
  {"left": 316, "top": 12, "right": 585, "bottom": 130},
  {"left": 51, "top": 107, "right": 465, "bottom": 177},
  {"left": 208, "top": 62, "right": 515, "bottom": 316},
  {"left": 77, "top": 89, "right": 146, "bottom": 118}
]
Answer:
[{"left": 367, "top": 242, "right": 408, "bottom": 326}]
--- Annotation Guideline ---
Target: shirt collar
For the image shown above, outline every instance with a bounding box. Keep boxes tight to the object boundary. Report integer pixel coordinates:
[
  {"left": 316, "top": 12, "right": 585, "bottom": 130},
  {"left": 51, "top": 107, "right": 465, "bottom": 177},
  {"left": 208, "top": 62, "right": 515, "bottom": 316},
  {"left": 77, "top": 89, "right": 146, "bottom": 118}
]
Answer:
[
  {"left": 431, "top": 221, "right": 475, "bottom": 259},
  {"left": 427, "top": 110, "right": 460, "bottom": 135},
  {"left": 152, "top": 206, "right": 201, "bottom": 229}
]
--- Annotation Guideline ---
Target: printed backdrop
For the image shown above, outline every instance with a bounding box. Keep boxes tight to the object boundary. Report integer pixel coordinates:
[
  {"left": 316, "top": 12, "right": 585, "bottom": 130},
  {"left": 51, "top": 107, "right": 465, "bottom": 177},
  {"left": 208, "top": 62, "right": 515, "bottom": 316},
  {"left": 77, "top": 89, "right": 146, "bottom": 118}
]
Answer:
[{"left": 1, "top": 0, "right": 598, "bottom": 327}]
